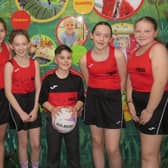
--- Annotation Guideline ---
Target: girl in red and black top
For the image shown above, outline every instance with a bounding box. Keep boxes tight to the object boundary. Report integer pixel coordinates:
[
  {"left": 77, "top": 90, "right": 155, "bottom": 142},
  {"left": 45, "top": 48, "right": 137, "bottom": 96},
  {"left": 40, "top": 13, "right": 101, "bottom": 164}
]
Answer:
[
  {"left": 127, "top": 16, "right": 168, "bottom": 168},
  {"left": 80, "top": 21, "right": 126, "bottom": 168},
  {"left": 0, "top": 18, "right": 11, "bottom": 168},
  {"left": 4, "top": 29, "right": 41, "bottom": 168}
]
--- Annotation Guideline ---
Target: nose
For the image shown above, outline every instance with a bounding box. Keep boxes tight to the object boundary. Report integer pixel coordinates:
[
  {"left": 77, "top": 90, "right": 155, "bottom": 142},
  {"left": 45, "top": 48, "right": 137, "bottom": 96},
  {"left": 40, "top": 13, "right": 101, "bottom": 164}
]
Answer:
[
  {"left": 139, "top": 31, "right": 145, "bottom": 36},
  {"left": 100, "top": 35, "right": 105, "bottom": 41}
]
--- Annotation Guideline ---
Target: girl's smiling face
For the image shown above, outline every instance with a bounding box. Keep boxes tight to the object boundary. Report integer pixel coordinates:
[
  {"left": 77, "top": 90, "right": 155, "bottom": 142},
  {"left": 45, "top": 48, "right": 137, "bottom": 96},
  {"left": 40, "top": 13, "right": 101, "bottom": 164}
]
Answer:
[
  {"left": 10, "top": 34, "right": 30, "bottom": 57},
  {"left": 134, "top": 20, "right": 158, "bottom": 47},
  {"left": 91, "top": 24, "right": 112, "bottom": 50}
]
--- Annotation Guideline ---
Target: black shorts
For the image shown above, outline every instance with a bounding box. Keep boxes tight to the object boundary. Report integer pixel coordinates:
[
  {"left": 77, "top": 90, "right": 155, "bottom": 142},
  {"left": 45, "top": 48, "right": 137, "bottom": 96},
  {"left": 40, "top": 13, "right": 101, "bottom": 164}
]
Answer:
[
  {"left": 9, "top": 92, "right": 41, "bottom": 131},
  {"left": 133, "top": 91, "right": 168, "bottom": 135},
  {"left": 0, "top": 89, "right": 10, "bottom": 124},
  {"left": 83, "top": 87, "right": 125, "bottom": 129}
]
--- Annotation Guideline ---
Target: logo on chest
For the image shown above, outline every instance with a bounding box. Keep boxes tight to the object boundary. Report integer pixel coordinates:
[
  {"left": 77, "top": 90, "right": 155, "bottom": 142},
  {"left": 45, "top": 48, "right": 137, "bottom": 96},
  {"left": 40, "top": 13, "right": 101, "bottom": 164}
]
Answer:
[
  {"left": 50, "top": 85, "right": 58, "bottom": 90},
  {"left": 135, "top": 67, "right": 145, "bottom": 73}
]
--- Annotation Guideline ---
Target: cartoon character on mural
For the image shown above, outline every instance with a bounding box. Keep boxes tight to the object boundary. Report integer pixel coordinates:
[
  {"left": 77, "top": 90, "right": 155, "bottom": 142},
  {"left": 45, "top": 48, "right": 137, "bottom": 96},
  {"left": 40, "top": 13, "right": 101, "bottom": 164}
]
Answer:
[{"left": 56, "top": 16, "right": 89, "bottom": 47}]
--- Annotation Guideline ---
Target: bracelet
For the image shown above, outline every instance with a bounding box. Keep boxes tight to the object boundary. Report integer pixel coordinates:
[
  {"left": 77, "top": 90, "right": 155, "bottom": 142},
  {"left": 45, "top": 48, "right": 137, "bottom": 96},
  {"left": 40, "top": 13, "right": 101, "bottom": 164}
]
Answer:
[{"left": 127, "top": 101, "right": 133, "bottom": 104}]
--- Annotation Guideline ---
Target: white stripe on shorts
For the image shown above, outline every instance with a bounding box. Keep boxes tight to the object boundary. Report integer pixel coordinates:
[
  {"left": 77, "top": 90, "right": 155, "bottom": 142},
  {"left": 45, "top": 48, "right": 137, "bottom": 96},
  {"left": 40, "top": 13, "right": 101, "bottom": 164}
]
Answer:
[
  {"left": 9, "top": 104, "right": 18, "bottom": 131},
  {"left": 156, "top": 95, "right": 168, "bottom": 134}
]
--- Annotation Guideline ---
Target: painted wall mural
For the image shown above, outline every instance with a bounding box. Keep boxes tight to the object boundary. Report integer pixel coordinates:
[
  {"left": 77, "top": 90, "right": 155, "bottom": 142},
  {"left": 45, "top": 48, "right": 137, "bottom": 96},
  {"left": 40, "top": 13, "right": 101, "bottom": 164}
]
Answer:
[{"left": 1, "top": 0, "right": 168, "bottom": 167}]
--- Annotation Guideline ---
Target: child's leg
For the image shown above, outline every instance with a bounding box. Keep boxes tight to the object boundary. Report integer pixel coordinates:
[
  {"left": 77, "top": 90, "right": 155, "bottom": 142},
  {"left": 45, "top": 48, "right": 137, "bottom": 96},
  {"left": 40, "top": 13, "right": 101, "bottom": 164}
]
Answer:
[
  {"left": 0, "top": 123, "right": 8, "bottom": 168},
  {"left": 46, "top": 119, "right": 62, "bottom": 168},
  {"left": 17, "top": 130, "right": 28, "bottom": 168},
  {"left": 29, "top": 127, "right": 40, "bottom": 168},
  {"left": 64, "top": 123, "right": 80, "bottom": 168}
]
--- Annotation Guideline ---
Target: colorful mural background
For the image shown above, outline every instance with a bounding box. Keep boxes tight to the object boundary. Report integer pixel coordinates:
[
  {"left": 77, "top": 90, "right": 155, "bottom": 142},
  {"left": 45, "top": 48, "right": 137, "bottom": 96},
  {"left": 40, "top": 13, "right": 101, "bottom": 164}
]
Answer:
[{"left": 1, "top": 0, "right": 168, "bottom": 167}]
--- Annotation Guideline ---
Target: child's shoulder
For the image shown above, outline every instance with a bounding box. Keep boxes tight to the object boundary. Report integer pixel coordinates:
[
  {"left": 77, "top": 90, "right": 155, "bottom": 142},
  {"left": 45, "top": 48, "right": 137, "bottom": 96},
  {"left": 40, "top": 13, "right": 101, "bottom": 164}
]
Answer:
[
  {"left": 42, "top": 69, "right": 55, "bottom": 81},
  {"left": 70, "top": 68, "right": 83, "bottom": 79}
]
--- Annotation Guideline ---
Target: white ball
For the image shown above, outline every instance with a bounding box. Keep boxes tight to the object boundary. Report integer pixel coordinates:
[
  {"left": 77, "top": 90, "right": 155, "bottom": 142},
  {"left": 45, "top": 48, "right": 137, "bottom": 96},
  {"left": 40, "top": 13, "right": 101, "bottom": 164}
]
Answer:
[{"left": 52, "top": 107, "right": 77, "bottom": 133}]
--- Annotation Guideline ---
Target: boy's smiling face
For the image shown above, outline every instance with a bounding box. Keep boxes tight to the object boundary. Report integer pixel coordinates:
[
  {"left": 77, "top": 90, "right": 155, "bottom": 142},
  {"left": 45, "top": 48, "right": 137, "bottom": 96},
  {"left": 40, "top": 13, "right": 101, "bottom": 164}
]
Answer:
[{"left": 55, "top": 50, "right": 72, "bottom": 71}]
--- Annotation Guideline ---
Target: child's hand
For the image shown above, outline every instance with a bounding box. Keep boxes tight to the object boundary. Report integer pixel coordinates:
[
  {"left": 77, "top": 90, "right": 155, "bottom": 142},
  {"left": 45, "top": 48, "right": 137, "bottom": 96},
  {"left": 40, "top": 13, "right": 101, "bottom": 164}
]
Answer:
[
  {"left": 29, "top": 108, "right": 38, "bottom": 122},
  {"left": 20, "top": 112, "right": 31, "bottom": 122},
  {"left": 68, "top": 106, "right": 77, "bottom": 118},
  {"left": 127, "top": 102, "right": 139, "bottom": 122},
  {"left": 51, "top": 106, "right": 62, "bottom": 119}
]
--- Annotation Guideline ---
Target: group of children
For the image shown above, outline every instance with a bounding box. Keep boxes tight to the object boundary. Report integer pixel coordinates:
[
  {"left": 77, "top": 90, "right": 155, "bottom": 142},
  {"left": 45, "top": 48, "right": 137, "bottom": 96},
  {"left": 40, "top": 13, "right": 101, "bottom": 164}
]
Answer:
[
  {"left": 0, "top": 15, "right": 168, "bottom": 168},
  {"left": 0, "top": 18, "right": 84, "bottom": 168}
]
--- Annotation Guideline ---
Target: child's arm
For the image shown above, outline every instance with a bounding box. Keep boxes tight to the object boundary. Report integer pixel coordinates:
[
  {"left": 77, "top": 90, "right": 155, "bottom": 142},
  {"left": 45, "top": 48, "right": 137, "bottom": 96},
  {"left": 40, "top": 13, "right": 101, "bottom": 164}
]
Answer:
[
  {"left": 115, "top": 48, "right": 127, "bottom": 94},
  {"left": 79, "top": 54, "right": 88, "bottom": 85},
  {"left": 29, "top": 60, "right": 41, "bottom": 121},
  {"left": 73, "top": 76, "right": 85, "bottom": 116},
  {"left": 42, "top": 101, "right": 62, "bottom": 119},
  {"left": 73, "top": 100, "right": 84, "bottom": 116},
  {"left": 39, "top": 74, "right": 61, "bottom": 118},
  {"left": 4, "top": 62, "right": 30, "bottom": 122}
]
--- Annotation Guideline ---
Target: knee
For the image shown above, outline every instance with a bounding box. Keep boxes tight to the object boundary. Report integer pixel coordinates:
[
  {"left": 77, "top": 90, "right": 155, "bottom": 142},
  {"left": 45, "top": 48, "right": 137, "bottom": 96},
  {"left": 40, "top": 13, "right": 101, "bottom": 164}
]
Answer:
[
  {"left": 106, "top": 146, "right": 121, "bottom": 158},
  {"left": 0, "top": 137, "right": 5, "bottom": 145},
  {"left": 0, "top": 132, "right": 6, "bottom": 144},
  {"left": 141, "top": 151, "right": 158, "bottom": 162},
  {"left": 31, "top": 141, "right": 40, "bottom": 152},
  {"left": 19, "top": 140, "right": 28, "bottom": 150},
  {"left": 91, "top": 136, "right": 104, "bottom": 149}
]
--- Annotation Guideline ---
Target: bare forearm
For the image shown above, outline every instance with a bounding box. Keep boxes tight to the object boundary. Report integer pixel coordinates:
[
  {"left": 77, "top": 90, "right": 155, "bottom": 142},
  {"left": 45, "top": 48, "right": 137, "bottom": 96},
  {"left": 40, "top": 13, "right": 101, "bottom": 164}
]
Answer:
[
  {"left": 42, "top": 101, "right": 55, "bottom": 113},
  {"left": 5, "top": 92, "right": 24, "bottom": 115},
  {"left": 74, "top": 101, "right": 83, "bottom": 112},
  {"left": 146, "top": 82, "right": 166, "bottom": 113}
]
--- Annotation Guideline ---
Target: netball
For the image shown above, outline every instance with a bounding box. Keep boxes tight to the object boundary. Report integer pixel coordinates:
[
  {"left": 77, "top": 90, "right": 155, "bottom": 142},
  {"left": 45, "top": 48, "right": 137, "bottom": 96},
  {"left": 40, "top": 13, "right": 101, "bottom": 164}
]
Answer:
[{"left": 52, "top": 107, "right": 77, "bottom": 133}]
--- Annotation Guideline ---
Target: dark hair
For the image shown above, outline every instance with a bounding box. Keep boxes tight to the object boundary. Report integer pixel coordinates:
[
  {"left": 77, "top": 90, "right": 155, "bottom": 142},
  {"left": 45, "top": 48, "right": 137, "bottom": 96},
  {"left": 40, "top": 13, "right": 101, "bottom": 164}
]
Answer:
[
  {"left": 0, "top": 18, "right": 7, "bottom": 32},
  {"left": 92, "top": 21, "right": 112, "bottom": 37},
  {"left": 9, "top": 29, "right": 30, "bottom": 43},
  {"left": 135, "top": 16, "right": 158, "bottom": 30},
  {"left": 55, "top": 44, "right": 72, "bottom": 56}
]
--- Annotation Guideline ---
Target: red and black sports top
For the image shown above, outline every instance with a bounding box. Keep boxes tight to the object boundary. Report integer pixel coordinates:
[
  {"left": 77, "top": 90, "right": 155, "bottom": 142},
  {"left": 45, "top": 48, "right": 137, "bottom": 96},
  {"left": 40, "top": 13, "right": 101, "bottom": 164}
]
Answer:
[
  {"left": 39, "top": 70, "right": 84, "bottom": 107},
  {"left": 0, "top": 42, "right": 10, "bottom": 89},
  {"left": 127, "top": 42, "right": 168, "bottom": 92},
  {"left": 10, "top": 58, "right": 36, "bottom": 93},
  {"left": 86, "top": 46, "right": 120, "bottom": 90}
]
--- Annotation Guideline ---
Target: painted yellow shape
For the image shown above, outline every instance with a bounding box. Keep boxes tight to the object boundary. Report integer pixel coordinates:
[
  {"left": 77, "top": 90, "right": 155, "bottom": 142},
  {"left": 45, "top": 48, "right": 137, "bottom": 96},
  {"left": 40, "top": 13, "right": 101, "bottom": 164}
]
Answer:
[
  {"left": 122, "top": 94, "right": 132, "bottom": 121},
  {"left": 73, "top": 0, "right": 94, "bottom": 14}
]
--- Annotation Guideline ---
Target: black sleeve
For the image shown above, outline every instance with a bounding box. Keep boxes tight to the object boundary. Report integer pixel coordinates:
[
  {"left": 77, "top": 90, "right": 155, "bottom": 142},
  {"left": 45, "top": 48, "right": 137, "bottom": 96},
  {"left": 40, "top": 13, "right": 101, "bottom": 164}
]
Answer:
[
  {"left": 39, "top": 77, "right": 49, "bottom": 105},
  {"left": 77, "top": 77, "right": 85, "bottom": 103}
]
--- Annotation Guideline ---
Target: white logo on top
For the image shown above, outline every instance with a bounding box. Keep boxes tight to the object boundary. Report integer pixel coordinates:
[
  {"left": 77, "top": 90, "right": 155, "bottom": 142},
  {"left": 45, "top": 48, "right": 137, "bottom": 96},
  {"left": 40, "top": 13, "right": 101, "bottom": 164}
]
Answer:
[
  {"left": 148, "top": 127, "right": 156, "bottom": 131},
  {"left": 88, "top": 64, "right": 94, "bottom": 68},
  {"left": 50, "top": 85, "right": 58, "bottom": 90},
  {"left": 14, "top": 68, "right": 20, "bottom": 72}
]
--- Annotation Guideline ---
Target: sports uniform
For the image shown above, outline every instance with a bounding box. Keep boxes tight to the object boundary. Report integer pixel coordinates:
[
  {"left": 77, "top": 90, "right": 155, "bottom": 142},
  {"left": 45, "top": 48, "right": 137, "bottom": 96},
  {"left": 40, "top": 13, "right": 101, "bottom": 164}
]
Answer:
[
  {"left": 84, "top": 46, "right": 125, "bottom": 128},
  {"left": 9, "top": 58, "right": 41, "bottom": 131},
  {"left": 0, "top": 42, "right": 10, "bottom": 124},
  {"left": 39, "top": 70, "right": 84, "bottom": 168},
  {"left": 127, "top": 42, "right": 168, "bottom": 134}
]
